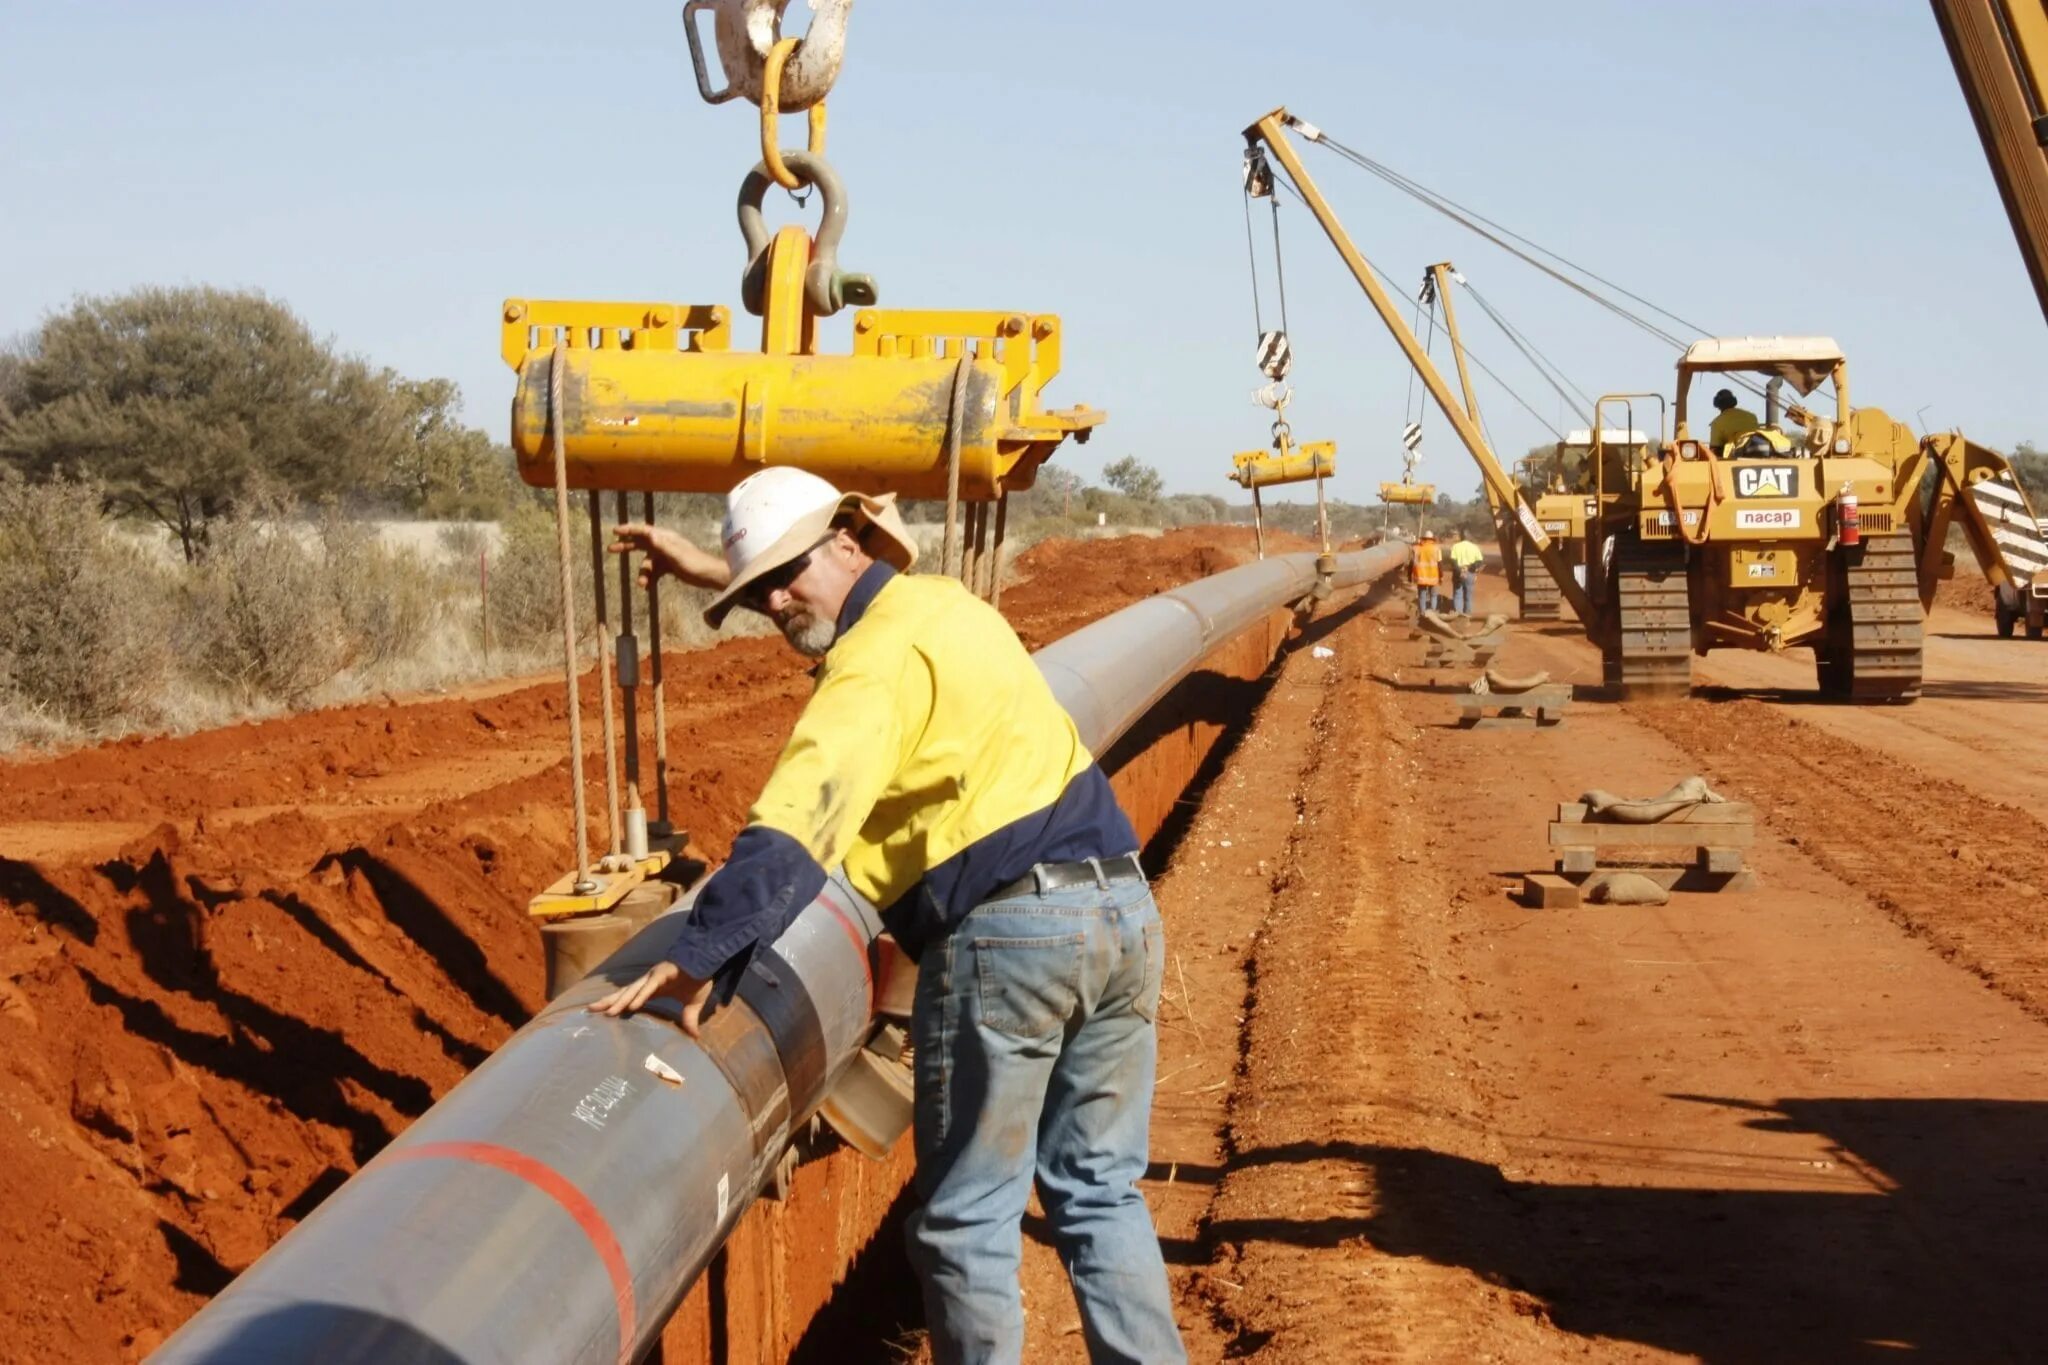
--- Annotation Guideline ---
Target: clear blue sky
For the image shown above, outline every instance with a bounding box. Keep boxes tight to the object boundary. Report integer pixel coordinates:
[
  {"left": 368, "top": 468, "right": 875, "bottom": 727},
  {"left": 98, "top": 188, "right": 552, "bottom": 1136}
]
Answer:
[{"left": 4, "top": 1, "right": 2041, "bottom": 506}]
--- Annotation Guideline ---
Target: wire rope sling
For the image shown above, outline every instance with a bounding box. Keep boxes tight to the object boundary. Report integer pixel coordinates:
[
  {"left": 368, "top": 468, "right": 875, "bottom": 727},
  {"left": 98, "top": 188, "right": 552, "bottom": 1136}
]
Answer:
[
  {"left": 1229, "top": 141, "right": 1337, "bottom": 561},
  {"left": 501, "top": 0, "right": 1106, "bottom": 925}
]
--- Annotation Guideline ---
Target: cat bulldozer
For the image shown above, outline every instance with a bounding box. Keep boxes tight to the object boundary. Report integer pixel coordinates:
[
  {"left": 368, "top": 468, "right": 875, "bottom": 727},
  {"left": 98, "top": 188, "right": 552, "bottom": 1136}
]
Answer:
[
  {"left": 1503, "top": 426, "right": 1650, "bottom": 621},
  {"left": 1587, "top": 338, "right": 1922, "bottom": 697},
  {"left": 1243, "top": 109, "right": 2046, "bottom": 704}
]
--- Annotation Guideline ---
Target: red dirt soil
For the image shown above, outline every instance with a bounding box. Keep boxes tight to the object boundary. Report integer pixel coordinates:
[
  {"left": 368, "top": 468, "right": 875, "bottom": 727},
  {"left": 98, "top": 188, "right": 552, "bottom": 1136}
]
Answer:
[
  {"left": 0, "top": 527, "right": 1279, "bottom": 1363},
  {"left": 991, "top": 567, "right": 2048, "bottom": 1363}
]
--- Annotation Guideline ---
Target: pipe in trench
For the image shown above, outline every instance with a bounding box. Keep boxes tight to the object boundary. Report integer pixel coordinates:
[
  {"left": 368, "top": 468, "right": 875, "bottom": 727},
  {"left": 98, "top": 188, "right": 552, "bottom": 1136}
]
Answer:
[{"left": 151, "top": 544, "right": 1407, "bottom": 1365}]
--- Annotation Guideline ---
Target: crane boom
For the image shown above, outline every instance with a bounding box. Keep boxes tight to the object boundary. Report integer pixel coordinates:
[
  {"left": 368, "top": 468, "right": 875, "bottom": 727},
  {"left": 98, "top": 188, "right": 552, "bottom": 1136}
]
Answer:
[
  {"left": 1932, "top": 0, "right": 2048, "bottom": 325},
  {"left": 1244, "top": 109, "right": 1598, "bottom": 623}
]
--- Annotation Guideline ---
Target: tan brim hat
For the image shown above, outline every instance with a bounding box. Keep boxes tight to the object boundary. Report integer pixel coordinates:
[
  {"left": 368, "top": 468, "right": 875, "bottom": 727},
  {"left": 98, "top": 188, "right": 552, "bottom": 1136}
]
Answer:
[{"left": 704, "top": 490, "right": 919, "bottom": 629}]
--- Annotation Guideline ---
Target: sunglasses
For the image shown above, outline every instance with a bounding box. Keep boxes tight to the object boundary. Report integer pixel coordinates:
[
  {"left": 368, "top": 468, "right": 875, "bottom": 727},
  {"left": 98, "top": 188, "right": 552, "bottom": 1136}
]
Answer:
[{"left": 741, "top": 534, "right": 834, "bottom": 610}]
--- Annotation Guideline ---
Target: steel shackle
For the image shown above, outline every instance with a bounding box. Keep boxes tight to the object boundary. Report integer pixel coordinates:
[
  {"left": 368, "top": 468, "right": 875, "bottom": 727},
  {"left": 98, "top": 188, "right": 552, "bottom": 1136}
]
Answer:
[{"left": 737, "top": 149, "right": 878, "bottom": 318}]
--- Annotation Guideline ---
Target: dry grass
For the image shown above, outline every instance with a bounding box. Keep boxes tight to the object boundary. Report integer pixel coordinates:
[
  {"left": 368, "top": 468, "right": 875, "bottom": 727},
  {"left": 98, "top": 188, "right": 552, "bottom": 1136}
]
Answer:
[
  {"left": 0, "top": 472, "right": 174, "bottom": 731},
  {"left": 0, "top": 487, "right": 786, "bottom": 753}
]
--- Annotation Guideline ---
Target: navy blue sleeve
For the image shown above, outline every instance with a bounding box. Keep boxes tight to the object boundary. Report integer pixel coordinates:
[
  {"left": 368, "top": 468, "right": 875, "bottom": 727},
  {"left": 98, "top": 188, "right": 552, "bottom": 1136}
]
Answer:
[{"left": 667, "top": 824, "right": 830, "bottom": 1002}]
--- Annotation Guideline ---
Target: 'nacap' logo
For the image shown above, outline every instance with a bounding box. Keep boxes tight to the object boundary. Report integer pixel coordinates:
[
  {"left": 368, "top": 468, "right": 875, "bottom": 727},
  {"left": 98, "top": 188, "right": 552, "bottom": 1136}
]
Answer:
[{"left": 1735, "top": 465, "right": 1799, "bottom": 498}]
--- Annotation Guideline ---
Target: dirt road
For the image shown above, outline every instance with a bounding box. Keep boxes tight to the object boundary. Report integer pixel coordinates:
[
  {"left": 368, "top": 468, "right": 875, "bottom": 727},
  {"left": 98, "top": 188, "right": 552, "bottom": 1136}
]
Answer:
[{"left": 1003, "top": 570, "right": 2048, "bottom": 1362}]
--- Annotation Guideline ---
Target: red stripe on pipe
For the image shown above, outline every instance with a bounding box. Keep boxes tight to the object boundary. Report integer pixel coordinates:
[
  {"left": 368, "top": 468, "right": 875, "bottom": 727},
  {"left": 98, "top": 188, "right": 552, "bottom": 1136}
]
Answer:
[
  {"left": 389, "top": 1140, "right": 636, "bottom": 1365},
  {"left": 816, "top": 887, "right": 873, "bottom": 1007}
]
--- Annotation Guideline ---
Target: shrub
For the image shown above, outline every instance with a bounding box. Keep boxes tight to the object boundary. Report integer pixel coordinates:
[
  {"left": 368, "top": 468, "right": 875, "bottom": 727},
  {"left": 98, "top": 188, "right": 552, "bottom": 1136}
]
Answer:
[
  {"left": 318, "top": 510, "right": 438, "bottom": 674},
  {"left": 487, "top": 498, "right": 592, "bottom": 648},
  {"left": 0, "top": 472, "right": 173, "bottom": 730},
  {"left": 177, "top": 489, "right": 346, "bottom": 707}
]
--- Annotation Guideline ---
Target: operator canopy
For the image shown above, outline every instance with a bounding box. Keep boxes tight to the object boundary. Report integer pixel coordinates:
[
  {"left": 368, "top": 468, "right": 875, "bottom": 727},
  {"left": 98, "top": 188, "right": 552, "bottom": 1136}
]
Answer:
[
  {"left": 1679, "top": 336, "right": 1844, "bottom": 395},
  {"left": 1563, "top": 428, "right": 1648, "bottom": 447}
]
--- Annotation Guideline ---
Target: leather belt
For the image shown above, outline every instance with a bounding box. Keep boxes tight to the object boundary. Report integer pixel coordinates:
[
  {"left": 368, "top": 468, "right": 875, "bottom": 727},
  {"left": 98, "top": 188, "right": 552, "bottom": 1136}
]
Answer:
[{"left": 988, "top": 852, "right": 1145, "bottom": 903}]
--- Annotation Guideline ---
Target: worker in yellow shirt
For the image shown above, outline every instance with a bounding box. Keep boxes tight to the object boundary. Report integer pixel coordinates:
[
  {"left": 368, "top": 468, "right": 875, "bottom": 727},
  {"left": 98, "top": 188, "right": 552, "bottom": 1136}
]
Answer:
[
  {"left": 599, "top": 469, "right": 1184, "bottom": 1364},
  {"left": 1411, "top": 528, "right": 1443, "bottom": 614},
  {"left": 1709, "top": 388, "right": 1761, "bottom": 453},
  {"left": 1448, "top": 530, "right": 1485, "bottom": 615}
]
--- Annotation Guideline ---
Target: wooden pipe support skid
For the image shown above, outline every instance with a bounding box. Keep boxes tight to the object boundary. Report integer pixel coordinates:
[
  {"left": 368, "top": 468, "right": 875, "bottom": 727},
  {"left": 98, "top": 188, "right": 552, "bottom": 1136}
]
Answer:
[{"left": 500, "top": 237, "right": 1104, "bottom": 501}]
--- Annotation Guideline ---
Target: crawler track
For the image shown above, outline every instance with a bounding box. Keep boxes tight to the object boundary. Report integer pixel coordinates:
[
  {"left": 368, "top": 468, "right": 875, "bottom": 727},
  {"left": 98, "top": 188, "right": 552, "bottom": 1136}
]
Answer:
[
  {"left": 1840, "top": 533, "right": 1925, "bottom": 703},
  {"left": 1517, "top": 546, "right": 1561, "bottom": 620},
  {"left": 1602, "top": 538, "right": 1693, "bottom": 696}
]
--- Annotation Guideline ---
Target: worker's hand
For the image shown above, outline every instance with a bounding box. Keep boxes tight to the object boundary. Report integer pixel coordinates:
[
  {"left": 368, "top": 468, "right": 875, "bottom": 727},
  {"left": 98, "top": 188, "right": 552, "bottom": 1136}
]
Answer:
[
  {"left": 609, "top": 523, "right": 732, "bottom": 592},
  {"left": 586, "top": 960, "right": 714, "bottom": 1037}
]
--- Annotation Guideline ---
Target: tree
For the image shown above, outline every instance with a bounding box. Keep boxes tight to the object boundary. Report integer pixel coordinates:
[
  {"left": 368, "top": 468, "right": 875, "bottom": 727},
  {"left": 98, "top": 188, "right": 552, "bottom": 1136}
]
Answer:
[
  {"left": 0, "top": 287, "right": 410, "bottom": 558},
  {"left": 1033, "top": 463, "right": 1085, "bottom": 514},
  {"left": 1102, "top": 456, "right": 1163, "bottom": 502},
  {"left": 2011, "top": 440, "right": 2048, "bottom": 496},
  {"left": 384, "top": 376, "right": 516, "bottom": 519}
]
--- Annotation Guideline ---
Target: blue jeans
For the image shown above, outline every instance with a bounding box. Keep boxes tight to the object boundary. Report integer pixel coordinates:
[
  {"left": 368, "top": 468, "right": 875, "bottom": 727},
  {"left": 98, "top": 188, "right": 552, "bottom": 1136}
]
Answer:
[
  {"left": 906, "top": 878, "right": 1184, "bottom": 1365},
  {"left": 1452, "top": 573, "right": 1474, "bottom": 615},
  {"left": 1417, "top": 583, "right": 1438, "bottom": 614}
]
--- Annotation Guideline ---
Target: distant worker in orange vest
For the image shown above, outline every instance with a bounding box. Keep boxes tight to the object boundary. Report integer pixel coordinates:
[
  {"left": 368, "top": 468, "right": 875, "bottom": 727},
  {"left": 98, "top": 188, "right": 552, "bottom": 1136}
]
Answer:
[{"left": 1411, "top": 529, "right": 1443, "bottom": 614}]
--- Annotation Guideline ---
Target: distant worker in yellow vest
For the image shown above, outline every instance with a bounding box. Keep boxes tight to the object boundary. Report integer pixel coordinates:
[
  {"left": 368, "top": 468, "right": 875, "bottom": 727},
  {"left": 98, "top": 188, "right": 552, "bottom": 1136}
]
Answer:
[
  {"left": 1709, "top": 388, "right": 1761, "bottom": 453},
  {"left": 1448, "top": 530, "right": 1485, "bottom": 615},
  {"left": 1411, "top": 529, "right": 1443, "bottom": 614}
]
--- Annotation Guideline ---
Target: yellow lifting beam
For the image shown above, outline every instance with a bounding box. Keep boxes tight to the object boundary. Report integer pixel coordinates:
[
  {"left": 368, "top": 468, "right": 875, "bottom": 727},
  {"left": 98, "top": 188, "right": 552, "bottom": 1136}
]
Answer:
[
  {"left": 1231, "top": 438, "right": 1335, "bottom": 489},
  {"left": 1379, "top": 481, "right": 1437, "bottom": 505},
  {"left": 1243, "top": 109, "right": 1597, "bottom": 624}
]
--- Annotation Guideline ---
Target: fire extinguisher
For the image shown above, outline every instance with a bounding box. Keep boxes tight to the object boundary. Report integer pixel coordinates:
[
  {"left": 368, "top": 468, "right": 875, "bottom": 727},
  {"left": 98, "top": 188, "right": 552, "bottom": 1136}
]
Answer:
[{"left": 1838, "top": 481, "right": 1861, "bottom": 547}]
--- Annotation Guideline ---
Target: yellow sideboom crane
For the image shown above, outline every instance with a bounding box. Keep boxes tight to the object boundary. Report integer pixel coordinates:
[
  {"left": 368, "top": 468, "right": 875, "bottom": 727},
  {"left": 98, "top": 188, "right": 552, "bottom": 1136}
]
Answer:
[{"left": 1243, "top": 110, "right": 1597, "bottom": 624}]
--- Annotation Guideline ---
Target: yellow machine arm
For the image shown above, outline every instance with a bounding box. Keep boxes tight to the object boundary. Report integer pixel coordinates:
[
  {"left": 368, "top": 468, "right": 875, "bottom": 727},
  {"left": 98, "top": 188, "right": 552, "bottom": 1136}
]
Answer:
[
  {"left": 1917, "top": 432, "right": 2048, "bottom": 597},
  {"left": 1933, "top": 0, "right": 2048, "bottom": 326},
  {"left": 1243, "top": 109, "right": 1596, "bottom": 622},
  {"left": 1425, "top": 260, "right": 1528, "bottom": 559}
]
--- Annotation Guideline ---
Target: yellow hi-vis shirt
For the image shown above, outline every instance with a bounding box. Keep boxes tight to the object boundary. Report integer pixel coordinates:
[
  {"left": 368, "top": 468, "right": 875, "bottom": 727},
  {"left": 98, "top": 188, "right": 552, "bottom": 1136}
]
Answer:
[
  {"left": 667, "top": 563, "right": 1136, "bottom": 987},
  {"left": 1709, "top": 406, "right": 1761, "bottom": 451},
  {"left": 1449, "top": 539, "right": 1484, "bottom": 571}
]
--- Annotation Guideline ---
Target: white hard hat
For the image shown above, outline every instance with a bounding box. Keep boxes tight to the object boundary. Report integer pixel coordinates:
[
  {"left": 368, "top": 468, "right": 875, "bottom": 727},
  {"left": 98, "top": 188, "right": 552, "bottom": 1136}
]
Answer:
[{"left": 703, "top": 467, "right": 918, "bottom": 627}]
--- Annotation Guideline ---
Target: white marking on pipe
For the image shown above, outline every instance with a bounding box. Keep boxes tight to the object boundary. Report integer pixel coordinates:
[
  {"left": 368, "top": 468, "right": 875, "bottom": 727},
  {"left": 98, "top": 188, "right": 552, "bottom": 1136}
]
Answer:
[{"left": 572, "top": 1074, "right": 632, "bottom": 1131}]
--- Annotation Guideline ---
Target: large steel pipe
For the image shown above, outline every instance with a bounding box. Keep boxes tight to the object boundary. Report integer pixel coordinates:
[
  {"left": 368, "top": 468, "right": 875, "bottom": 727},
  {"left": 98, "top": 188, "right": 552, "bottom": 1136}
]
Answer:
[{"left": 152, "top": 546, "right": 1403, "bottom": 1365}]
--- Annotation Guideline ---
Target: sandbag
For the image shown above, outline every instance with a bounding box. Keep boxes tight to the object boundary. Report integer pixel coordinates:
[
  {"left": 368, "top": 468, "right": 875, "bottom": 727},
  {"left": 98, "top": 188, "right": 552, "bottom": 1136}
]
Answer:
[
  {"left": 1419, "top": 610, "right": 1509, "bottom": 642},
  {"left": 1579, "top": 776, "right": 1724, "bottom": 824},
  {"left": 1475, "top": 666, "right": 1551, "bottom": 695},
  {"left": 1583, "top": 871, "right": 1670, "bottom": 906}
]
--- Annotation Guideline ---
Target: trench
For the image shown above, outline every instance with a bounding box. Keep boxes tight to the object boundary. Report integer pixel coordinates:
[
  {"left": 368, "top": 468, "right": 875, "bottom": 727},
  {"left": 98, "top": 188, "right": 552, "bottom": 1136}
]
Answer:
[{"left": 643, "top": 595, "right": 1350, "bottom": 1363}]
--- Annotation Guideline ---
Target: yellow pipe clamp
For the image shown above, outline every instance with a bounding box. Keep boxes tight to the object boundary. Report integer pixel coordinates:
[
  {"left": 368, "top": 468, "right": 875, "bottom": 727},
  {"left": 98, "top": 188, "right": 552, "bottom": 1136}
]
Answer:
[
  {"left": 504, "top": 305, "right": 1102, "bottom": 500},
  {"left": 1379, "top": 481, "right": 1437, "bottom": 505},
  {"left": 1230, "top": 440, "right": 1335, "bottom": 490}
]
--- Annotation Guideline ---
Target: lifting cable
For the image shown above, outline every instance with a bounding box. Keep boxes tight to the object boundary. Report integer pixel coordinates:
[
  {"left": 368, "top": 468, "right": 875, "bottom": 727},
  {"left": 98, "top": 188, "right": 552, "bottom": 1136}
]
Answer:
[
  {"left": 1270, "top": 170, "right": 1565, "bottom": 442},
  {"left": 1240, "top": 151, "right": 1333, "bottom": 552},
  {"left": 1462, "top": 279, "right": 1595, "bottom": 428},
  {"left": 1304, "top": 132, "right": 1775, "bottom": 405}
]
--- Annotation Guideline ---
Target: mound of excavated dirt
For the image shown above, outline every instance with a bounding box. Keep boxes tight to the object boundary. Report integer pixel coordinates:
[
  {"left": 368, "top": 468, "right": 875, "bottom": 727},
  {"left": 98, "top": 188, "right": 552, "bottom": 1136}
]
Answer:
[
  {"left": 1935, "top": 573, "right": 1997, "bottom": 617},
  {"left": 0, "top": 527, "right": 1256, "bottom": 1362}
]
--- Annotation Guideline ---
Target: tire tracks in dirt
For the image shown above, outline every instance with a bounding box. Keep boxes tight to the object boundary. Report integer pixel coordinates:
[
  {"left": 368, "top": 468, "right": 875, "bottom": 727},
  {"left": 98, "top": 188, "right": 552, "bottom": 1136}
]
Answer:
[
  {"left": 1624, "top": 696, "right": 2048, "bottom": 1028},
  {"left": 1181, "top": 596, "right": 1556, "bottom": 1364}
]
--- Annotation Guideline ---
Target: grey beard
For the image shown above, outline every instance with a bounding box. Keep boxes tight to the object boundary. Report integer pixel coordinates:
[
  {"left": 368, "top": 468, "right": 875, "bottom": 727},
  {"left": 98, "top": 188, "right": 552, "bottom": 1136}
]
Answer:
[{"left": 781, "top": 612, "right": 837, "bottom": 658}]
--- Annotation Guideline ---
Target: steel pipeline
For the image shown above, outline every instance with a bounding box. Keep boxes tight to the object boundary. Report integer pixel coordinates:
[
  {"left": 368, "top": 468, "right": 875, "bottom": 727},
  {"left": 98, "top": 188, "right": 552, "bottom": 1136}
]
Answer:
[{"left": 151, "top": 544, "right": 1405, "bottom": 1365}]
